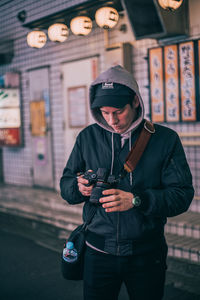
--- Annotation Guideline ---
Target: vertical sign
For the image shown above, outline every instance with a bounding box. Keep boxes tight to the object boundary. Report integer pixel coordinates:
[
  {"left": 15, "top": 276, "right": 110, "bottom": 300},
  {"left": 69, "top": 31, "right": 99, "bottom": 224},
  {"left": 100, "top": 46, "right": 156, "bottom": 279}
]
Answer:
[
  {"left": 198, "top": 40, "right": 200, "bottom": 120},
  {"left": 164, "top": 45, "right": 180, "bottom": 122},
  {"left": 149, "top": 47, "right": 165, "bottom": 122},
  {"left": 179, "top": 41, "right": 196, "bottom": 121}
]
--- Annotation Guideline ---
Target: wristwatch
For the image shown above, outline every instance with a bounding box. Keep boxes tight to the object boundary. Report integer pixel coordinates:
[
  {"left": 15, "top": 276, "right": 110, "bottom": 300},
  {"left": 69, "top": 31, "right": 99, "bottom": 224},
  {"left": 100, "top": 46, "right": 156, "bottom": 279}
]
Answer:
[{"left": 132, "top": 195, "right": 141, "bottom": 207}]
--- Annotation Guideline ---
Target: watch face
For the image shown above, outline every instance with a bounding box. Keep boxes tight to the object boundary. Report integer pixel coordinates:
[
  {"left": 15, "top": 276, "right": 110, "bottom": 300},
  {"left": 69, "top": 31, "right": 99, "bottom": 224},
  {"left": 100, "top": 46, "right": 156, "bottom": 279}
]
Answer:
[{"left": 133, "top": 196, "right": 141, "bottom": 207}]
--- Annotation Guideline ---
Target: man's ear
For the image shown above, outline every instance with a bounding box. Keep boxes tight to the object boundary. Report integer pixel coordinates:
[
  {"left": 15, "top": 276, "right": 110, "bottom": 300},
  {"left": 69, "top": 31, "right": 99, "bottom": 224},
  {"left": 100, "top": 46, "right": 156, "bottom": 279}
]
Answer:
[{"left": 132, "top": 95, "right": 140, "bottom": 108}]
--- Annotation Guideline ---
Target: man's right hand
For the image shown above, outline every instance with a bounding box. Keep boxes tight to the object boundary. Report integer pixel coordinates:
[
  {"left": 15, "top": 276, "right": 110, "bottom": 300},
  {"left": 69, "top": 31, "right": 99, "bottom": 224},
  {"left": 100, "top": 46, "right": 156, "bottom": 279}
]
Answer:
[{"left": 77, "top": 171, "right": 94, "bottom": 197}]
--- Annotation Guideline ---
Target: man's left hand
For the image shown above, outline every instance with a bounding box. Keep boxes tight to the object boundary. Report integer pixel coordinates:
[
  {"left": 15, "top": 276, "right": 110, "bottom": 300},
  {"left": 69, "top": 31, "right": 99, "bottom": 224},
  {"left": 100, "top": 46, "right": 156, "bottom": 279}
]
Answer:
[{"left": 99, "top": 189, "right": 134, "bottom": 212}]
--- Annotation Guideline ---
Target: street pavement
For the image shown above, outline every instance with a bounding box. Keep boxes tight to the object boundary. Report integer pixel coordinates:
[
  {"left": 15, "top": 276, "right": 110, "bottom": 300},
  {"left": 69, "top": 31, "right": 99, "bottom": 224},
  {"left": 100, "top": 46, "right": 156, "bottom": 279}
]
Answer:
[{"left": 0, "top": 229, "right": 200, "bottom": 300}]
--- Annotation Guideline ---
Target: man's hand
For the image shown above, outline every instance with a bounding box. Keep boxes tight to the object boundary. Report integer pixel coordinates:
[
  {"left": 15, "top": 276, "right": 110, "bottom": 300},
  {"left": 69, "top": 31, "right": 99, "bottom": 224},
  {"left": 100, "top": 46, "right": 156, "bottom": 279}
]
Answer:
[
  {"left": 99, "top": 189, "right": 134, "bottom": 212},
  {"left": 77, "top": 171, "right": 93, "bottom": 197}
]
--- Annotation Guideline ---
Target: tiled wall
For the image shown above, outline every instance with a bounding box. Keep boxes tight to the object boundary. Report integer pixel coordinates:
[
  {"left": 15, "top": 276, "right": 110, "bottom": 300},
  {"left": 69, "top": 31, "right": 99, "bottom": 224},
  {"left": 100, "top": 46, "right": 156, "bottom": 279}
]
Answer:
[
  {"left": 0, "top": 0, "right": 199, "bottom": 207},
  {"left": 0, "top": 0, "right": 106, "bottom": 188}
]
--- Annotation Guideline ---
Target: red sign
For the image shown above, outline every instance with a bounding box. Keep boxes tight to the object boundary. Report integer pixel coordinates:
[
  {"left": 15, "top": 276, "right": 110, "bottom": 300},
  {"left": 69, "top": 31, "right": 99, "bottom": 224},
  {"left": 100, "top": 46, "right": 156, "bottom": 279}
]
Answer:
[{"left": 0, "top": 128, "right": 21, "bottom": 146}]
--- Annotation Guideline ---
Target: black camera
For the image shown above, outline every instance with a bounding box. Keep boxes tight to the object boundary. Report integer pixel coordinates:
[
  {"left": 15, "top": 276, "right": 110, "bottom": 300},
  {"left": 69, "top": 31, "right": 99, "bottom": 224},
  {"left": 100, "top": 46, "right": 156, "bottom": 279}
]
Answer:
[{"left": 83, "top": 168, "right": 120, "bottom": 204}]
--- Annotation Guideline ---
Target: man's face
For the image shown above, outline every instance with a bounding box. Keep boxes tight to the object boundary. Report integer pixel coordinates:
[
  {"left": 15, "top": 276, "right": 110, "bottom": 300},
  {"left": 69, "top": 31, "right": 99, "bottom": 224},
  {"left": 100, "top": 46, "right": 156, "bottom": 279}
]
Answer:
[{"left": 100, "top": 96, "right": 139, "bottom": 134}]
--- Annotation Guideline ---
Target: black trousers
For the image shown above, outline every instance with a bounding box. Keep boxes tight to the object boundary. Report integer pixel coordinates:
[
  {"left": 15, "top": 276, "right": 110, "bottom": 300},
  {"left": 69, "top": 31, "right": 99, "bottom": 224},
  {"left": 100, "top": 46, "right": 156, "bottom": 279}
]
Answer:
[{"left": 83, "top": 245, "right": 167, "bottom": 300}]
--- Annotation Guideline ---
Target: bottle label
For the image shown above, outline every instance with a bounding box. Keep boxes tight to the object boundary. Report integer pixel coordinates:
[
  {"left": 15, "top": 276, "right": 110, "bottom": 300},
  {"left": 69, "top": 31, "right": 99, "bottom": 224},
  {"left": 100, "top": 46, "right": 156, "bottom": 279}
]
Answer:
[{"left": 63, "top": 248, "right": 78, "bottom": 263}]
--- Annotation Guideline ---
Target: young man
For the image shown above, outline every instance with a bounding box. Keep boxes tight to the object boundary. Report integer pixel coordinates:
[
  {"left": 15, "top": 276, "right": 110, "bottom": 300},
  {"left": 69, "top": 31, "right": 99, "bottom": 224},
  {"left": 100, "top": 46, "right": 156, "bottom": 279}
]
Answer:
[{"left": 60, "top": 65, "right": 194, "bottom": 300}]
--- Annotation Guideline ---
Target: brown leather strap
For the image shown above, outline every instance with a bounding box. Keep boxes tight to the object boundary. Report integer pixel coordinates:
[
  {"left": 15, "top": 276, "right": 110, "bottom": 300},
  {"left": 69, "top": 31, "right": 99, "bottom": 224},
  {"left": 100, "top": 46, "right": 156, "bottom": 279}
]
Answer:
[{"left": 124, "top": 120, "right": 155, "bottom": 173}]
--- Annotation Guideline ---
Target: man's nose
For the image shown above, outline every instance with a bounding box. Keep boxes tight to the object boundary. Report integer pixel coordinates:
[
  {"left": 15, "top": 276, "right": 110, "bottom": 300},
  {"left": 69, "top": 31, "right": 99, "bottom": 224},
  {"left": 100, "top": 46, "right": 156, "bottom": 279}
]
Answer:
[{"left": 109, "top": 114, "right": 118, "bottom": 125}]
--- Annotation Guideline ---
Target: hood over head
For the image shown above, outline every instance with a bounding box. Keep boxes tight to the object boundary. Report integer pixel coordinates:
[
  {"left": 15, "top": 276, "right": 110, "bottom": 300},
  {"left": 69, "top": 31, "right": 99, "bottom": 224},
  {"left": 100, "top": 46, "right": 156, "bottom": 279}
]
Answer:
[{"left": 89, "top": 65, "right": 144, "bottom": 134}]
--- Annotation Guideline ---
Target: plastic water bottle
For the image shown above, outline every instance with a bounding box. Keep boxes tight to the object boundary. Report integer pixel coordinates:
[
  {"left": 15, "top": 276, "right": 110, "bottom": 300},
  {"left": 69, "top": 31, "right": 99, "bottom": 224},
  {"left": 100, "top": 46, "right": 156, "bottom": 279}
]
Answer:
[{"left": 63, "top": 241, "right": 78, "bottom": 263}]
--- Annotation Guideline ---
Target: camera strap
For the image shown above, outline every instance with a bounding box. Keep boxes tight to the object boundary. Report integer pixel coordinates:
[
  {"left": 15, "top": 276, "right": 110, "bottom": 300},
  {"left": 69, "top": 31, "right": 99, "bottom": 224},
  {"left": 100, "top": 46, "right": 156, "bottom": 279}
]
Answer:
[{"left": 123, "top": 120, "right": 155, "bottom": 173}]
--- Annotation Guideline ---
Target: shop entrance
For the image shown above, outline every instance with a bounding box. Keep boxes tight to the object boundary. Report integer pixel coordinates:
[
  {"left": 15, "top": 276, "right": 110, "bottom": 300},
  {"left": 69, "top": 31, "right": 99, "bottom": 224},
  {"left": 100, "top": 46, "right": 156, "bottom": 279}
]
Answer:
[
  {"left": 28, "top": 67, "right": 54, "bottom": 188},
  {"left": 61, "top": 57, "right": 98, "bottom": 160}
]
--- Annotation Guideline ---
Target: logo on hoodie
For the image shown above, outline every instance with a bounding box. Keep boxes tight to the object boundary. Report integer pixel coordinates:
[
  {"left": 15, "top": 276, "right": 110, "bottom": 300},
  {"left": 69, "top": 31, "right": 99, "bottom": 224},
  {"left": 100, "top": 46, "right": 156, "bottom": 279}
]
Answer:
[{"left": 102, "top": 82, "right": 114, "bottom": 89}]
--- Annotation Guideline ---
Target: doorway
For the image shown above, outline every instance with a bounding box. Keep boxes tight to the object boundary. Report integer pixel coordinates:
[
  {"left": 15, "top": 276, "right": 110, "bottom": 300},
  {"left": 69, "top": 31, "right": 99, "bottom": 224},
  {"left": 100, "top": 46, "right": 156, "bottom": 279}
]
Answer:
[
  {"left": 61, "top": 57, "right": 99, "bottom": 160},
  {"left": 28, "top": 67, "right": 54, "bottom": 188}
]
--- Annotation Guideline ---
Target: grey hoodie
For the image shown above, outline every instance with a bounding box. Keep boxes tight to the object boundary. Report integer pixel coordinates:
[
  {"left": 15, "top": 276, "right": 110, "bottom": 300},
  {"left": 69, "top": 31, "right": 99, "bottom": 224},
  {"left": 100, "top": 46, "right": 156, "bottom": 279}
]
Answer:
[{"left": 89, "top": 65, "right": 144, "bottom": 135}]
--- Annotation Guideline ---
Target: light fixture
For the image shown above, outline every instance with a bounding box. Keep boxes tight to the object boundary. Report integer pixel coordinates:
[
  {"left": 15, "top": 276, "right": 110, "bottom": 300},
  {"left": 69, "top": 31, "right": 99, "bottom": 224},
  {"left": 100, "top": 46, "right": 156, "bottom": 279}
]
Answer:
[
  {"left": 158, "top": 0, "right": 183, "bottom": 11},
  {"left": 48, "top": 23, "right": 69, "bottom": 42},
  {"left": 95, "top": 6, "right": 119, "bottom": 29},
  {"left": 70, "top": 16, "right": 92, "bottom": 36},
  {"left": 17, "top": 10, "right": 27, "bottom": 23},
  {"left": 27, "top": 30, "right": 47, "bottom": 48}
]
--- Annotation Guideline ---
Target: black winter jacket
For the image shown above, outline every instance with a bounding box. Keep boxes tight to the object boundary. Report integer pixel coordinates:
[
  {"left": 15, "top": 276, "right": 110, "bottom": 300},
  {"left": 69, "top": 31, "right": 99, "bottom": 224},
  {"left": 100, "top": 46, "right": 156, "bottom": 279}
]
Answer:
[{"left": 60, "top": 120, "right": 194, "bottom": 256}]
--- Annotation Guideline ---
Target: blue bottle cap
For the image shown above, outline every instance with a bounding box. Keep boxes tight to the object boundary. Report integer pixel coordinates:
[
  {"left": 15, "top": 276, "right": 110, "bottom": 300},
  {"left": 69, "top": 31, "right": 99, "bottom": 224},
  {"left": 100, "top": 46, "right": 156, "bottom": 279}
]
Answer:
[{"left": 66, "top": 241, "right": 74, "bottom": 250}]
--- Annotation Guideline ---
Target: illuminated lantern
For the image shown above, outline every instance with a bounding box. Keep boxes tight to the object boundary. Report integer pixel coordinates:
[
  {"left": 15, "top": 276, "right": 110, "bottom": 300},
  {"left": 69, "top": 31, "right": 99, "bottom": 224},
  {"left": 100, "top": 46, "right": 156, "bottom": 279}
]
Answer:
[
  {"left": 158, "top": 0, "right": 183, "bottom": 11},
  {"left": 70, "top": 16, "right": 92, "bottom": 36},
  {"left": 95, "top": 7, "right": 119, "bottom": 29},
  {"left": 27, "top": 31, "right": 47, "bottom": 48},
  {"left": 48, "top": 23, "right": 69, "bottom": 42}
]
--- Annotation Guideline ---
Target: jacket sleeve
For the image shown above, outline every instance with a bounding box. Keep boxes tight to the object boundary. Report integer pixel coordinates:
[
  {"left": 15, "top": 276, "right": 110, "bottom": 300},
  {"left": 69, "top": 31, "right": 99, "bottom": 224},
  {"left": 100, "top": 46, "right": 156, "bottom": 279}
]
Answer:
[
  {"left": 136, "top": 133, "right": 194, "bottom": 218},
  {"left": 60, "top": 134, "right": 87, "bottom": 205}
]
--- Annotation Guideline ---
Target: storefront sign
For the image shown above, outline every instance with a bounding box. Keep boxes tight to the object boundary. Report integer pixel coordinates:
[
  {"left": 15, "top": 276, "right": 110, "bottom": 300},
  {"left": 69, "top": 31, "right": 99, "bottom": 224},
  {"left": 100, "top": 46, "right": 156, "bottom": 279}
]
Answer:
[
  {"left": 0, "top": 108, "right": 21, "bottom": 128},
  {"left": 149, "top": 40, "right": 199, "bottom": 123},
  {"left": 0, "top": 128, "right": 21, "bottom": 146},
  {"left": 179, "top": 41, "right": 196, "bottom": 121},
  {"left": 149, "top": 47, "right": 165, "bottom": 122},
  {"left": 164, "top": 44, "right": 180, "bottom": 122},
  {"left": 0, "top": 88, "right": 20, "bottom": 107},
  {"left": 0, "top": 72, "right": 22, "bottom": 147},
  {"left": 197, "top": 40, "right": 200, "bottom": 120}
]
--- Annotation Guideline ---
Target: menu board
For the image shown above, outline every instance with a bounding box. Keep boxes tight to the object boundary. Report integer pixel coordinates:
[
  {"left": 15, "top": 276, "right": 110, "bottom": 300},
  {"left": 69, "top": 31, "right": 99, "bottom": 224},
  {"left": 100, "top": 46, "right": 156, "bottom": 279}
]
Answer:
[
  {"left": 149, "top": 47, "right": 165, "bottom": 122},
  {"left": 179, "top": 41, "right": 196, "bottom": 121},
  {"left": 198, "top": 40, "right": 200, "bottom": 120},
  {"left": 0, "top": 73, "right": 22, "bottom": 146},
  {"left": 68, "top": 86, "right": 87, "bottom": 127},
  {"left": 164, "top": 45, "right": 180, "bottom": 122},
  {"left": 149, "top": 41, "right": 199, "bottom": 123}
]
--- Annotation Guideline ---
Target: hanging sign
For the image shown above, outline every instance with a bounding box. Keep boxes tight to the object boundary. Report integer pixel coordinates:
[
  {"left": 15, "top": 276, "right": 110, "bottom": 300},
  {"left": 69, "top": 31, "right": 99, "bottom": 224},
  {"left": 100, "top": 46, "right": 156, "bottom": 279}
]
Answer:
[
  {"left": 179, "top": 41, "right": 196, "bottom": 121},
  {"left": 164, "top": 45, "right": 180, "bottom": 122},
  {"left": 198, "top": 40, "right": 200, "bottom": 120},
  {"left": 149, "top": 47, "right": 165, "bottom": 122}
]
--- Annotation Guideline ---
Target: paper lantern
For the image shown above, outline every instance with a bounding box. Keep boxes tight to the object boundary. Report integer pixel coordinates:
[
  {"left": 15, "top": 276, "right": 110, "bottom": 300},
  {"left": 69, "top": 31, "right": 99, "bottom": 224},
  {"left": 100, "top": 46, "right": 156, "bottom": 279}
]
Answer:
[
  {"left": 27, "top": 31, "right": 47, "bottom": 48},
  {"left": 70, "top": 16, "right": 92, "bottom": 36},
  {"left": 95, "top": 7, "right": 119, "bottom": 29},
  {"left": 158, "top": 0, "right": 183, "bottom": 11},
  {"left": 48, "top": 23, "right": 69, "bottom": 42}
]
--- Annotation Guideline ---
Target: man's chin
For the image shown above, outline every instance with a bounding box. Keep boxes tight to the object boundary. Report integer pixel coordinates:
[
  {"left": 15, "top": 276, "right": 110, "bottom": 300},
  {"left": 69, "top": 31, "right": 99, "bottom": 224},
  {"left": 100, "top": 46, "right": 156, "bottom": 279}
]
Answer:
[{"left": 113, "top": 127, "right": 126, "bottom": 134}]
